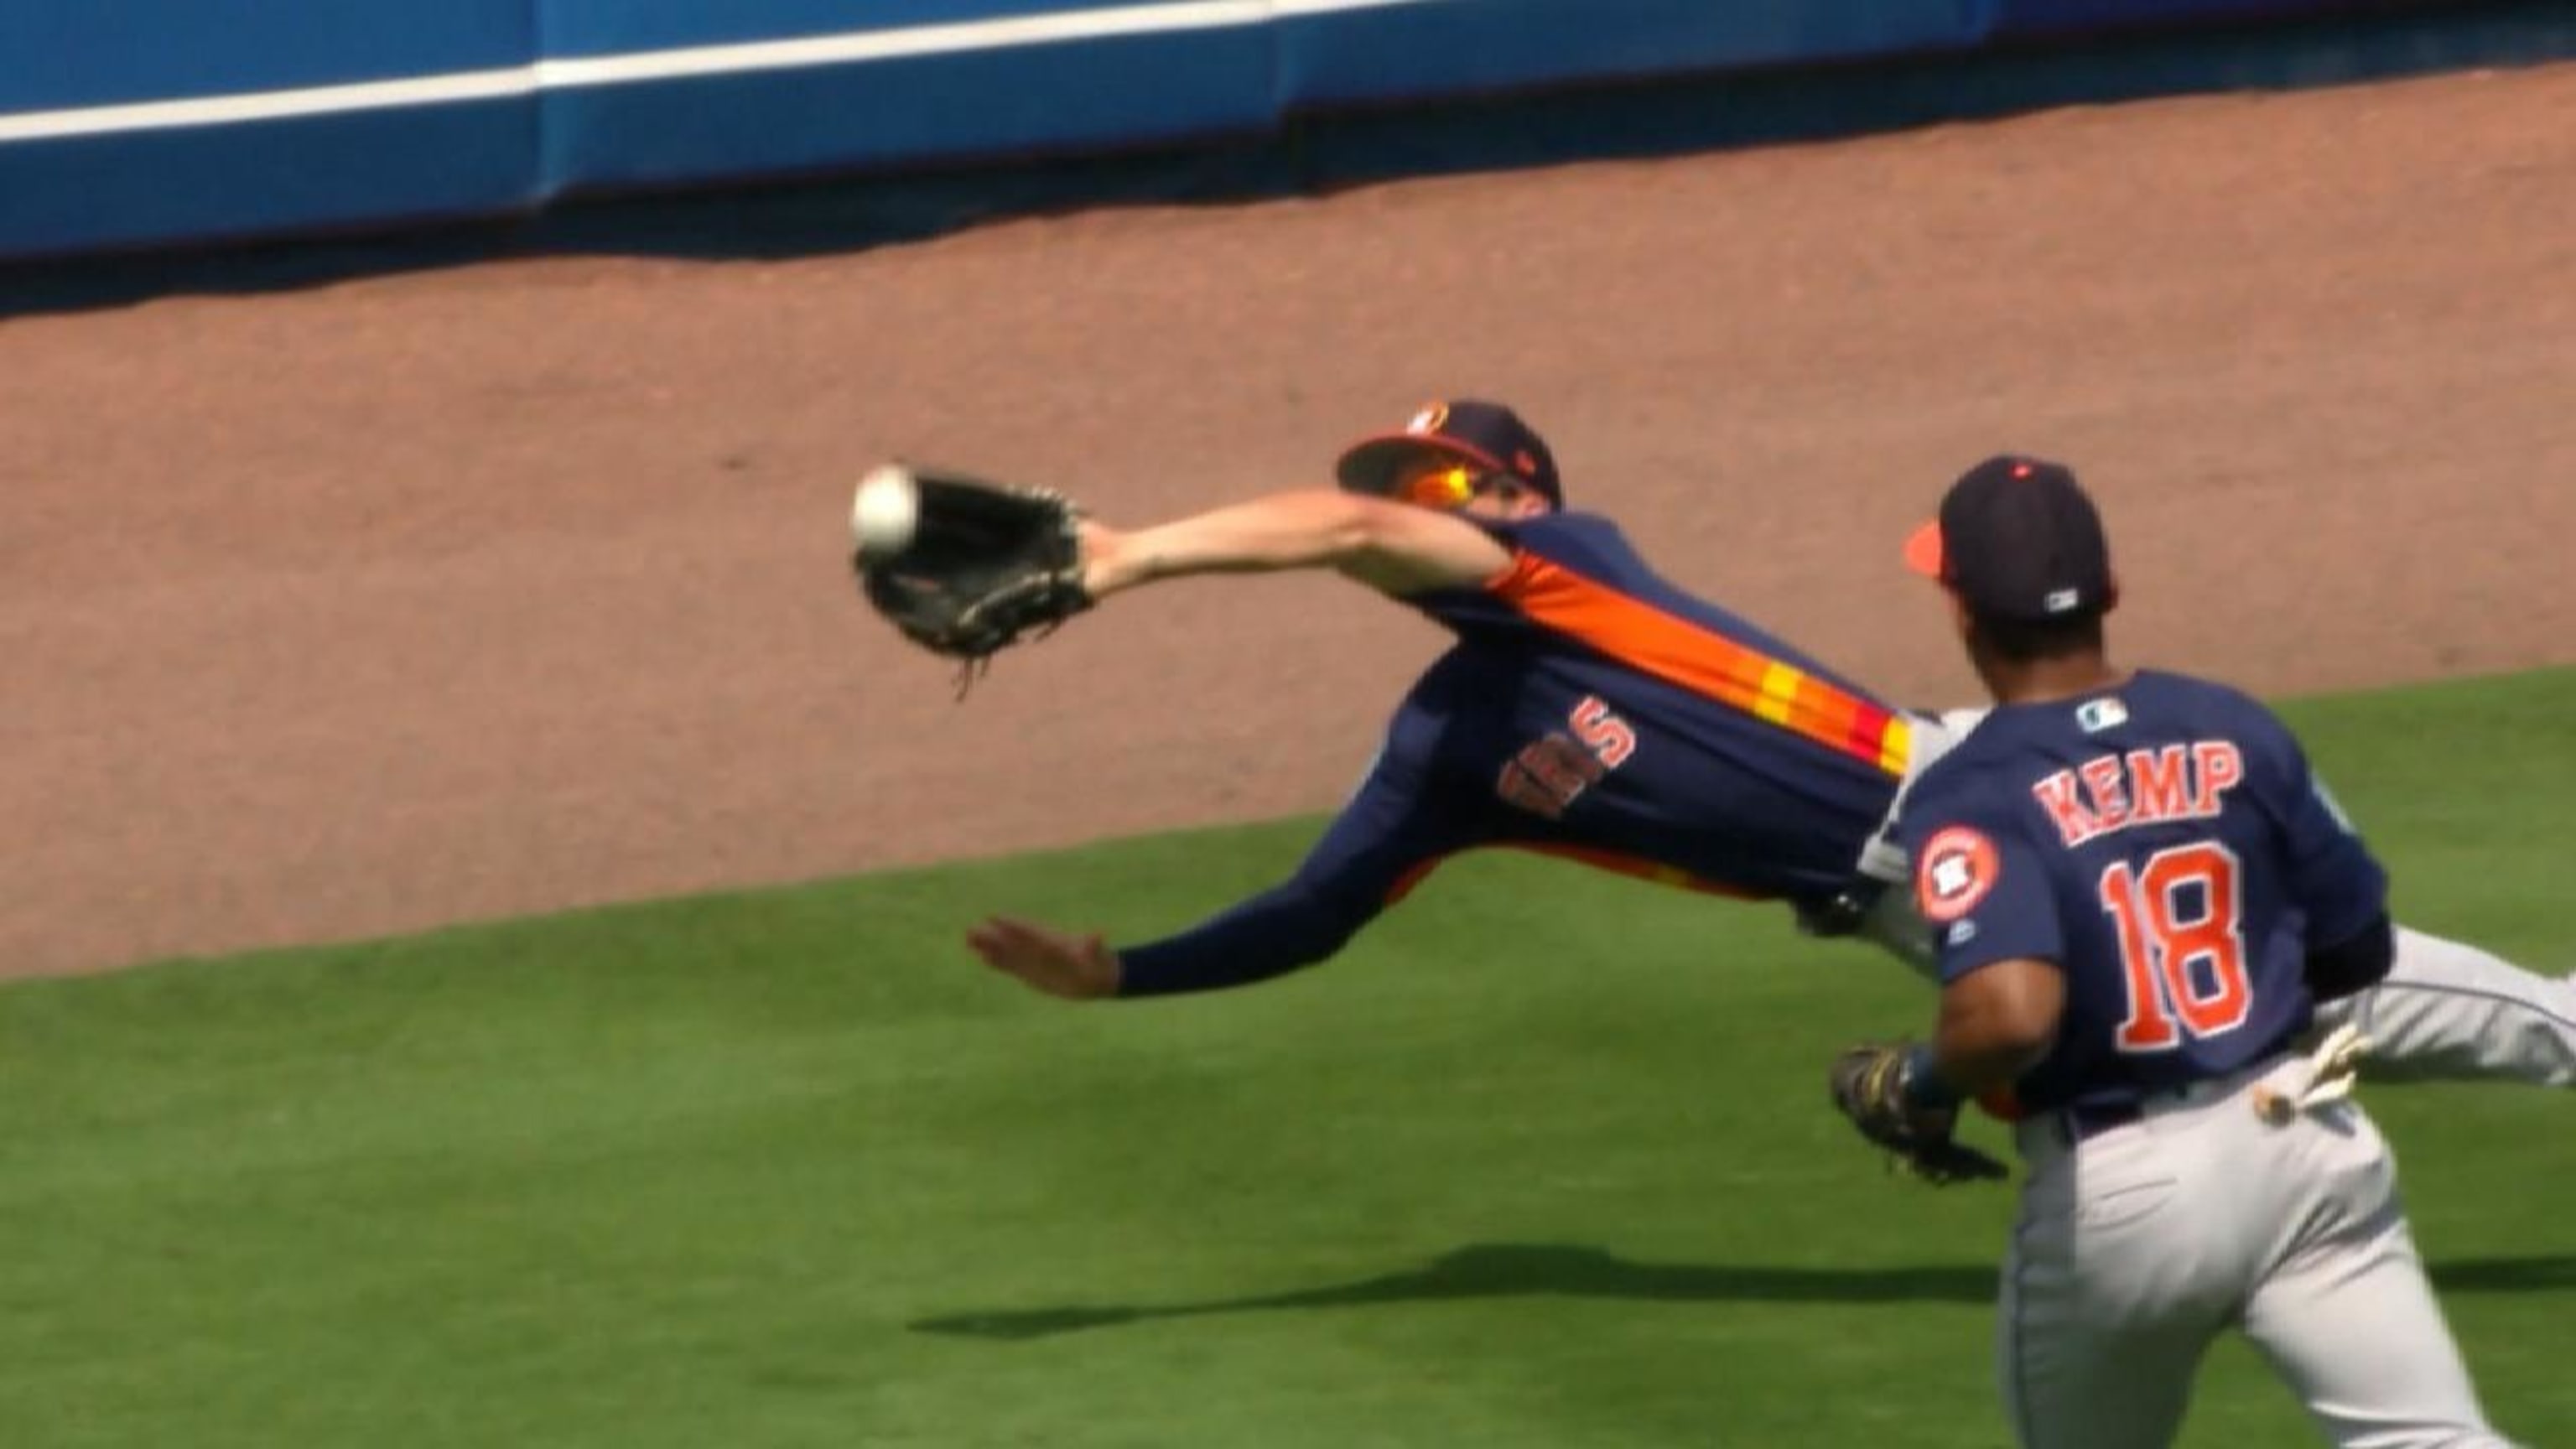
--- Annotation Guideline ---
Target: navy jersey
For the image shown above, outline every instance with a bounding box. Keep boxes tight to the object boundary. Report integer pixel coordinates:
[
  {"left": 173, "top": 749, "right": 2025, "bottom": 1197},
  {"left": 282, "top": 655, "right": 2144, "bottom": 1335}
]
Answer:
[
  {"left": 1120, "top": 512, "right": 1914, "bottom": 995},
  {"left": 1895, "top": 670, "right": 2387, "bottom": 1114}
]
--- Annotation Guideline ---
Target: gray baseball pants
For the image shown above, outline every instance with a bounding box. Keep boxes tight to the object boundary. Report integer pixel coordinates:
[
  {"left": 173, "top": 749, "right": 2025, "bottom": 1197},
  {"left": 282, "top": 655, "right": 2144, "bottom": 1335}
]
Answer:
[{"left": 1999, "top": 1057, "right": 2517, "bottom": 1447}]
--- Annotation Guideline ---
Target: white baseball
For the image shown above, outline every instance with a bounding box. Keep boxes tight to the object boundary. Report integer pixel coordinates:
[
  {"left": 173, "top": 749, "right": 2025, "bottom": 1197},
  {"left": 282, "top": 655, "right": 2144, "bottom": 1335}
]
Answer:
[{"left": 850, "top": 464, "right": 921, "bottom": 560}]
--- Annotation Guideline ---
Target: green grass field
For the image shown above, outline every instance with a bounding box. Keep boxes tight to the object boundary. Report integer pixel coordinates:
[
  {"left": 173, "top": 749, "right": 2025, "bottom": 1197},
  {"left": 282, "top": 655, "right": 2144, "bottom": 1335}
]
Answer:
[{"left": 3, "top": 671, "right": 2570, "bottom": 1447}]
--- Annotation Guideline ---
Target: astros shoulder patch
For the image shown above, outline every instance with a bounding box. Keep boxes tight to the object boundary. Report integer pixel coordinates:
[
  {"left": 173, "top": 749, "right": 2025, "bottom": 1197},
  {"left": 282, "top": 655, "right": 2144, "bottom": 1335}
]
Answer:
[{"left": 1915, "top": 826, "right": 2000, "bottom": 924}]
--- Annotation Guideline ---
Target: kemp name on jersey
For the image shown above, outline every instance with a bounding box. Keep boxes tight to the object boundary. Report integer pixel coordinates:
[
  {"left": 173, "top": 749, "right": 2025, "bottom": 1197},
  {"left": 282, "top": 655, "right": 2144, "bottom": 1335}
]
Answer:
[
  {"left": 2028, "top": 736, "right": 2244, "bottom": 849},
  {"left": 1898, "top": 672, "right": 2386, "bottom": 1115}
]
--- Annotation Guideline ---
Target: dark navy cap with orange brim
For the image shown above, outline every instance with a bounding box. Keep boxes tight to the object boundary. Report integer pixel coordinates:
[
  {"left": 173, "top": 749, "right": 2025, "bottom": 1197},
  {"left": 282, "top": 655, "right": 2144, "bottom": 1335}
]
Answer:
[
  {"left": 1335, "top": 399, "right": 1563, "bottom": 508},
  {"left": 1903, "top": 454, "right": 2117, "bottom": 622}
]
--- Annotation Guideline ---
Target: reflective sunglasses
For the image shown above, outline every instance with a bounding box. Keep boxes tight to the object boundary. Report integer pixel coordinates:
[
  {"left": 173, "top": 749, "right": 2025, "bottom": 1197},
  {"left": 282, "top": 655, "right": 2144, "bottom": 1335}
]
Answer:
[{"left": 1393, "top": 457, "right": 1487, "bottom": 510}]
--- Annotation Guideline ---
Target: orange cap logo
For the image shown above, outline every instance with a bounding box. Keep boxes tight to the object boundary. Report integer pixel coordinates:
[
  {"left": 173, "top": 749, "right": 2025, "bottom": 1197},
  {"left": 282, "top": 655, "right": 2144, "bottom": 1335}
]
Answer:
[{"left": 1406, "top": 402, "right": 1449, "bottom": 436}]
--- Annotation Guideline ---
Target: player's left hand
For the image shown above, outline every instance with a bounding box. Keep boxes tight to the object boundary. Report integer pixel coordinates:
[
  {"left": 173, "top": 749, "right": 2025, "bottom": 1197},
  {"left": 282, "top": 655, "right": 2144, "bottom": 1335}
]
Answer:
[
  {"left": 1828, "top": 1040, "right": 2012, "bottom": 1187},
  {"left": 966, "top": 917, "right": 1121, "bottom": 1000}
]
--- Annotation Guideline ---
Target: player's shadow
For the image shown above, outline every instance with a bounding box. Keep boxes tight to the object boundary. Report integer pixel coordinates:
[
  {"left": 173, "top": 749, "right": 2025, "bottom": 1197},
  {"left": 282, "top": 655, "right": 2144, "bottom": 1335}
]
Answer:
[
  {"left": 908, "top": 1242, "right": 1992, "bottom": 1342},
  {"left": 911, "top": 1242, "right": 2576, "bottom": 1343}
]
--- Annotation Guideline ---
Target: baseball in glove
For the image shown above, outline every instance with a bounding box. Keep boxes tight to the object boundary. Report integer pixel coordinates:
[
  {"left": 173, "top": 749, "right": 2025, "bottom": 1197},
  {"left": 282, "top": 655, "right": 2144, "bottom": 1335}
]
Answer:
[
  {"left": 849, "top": 462, "right": 1095, "bottom": 691},
  {"left": 1828, "top": 1040, "right": 2011, "bottom": 1187}
]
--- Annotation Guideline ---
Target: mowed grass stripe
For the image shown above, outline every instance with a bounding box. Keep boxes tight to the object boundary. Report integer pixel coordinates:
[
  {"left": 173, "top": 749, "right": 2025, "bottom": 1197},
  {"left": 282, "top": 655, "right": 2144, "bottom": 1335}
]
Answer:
[{"left": 2, "top": 669, "right": 2569, "bottom": 1447}]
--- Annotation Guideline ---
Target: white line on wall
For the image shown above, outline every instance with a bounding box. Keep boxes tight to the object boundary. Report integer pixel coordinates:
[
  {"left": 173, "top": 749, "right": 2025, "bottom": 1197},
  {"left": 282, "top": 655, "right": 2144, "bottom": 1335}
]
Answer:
[{"left": 0, "top": 0, "right": 1443, "bottom": 144}]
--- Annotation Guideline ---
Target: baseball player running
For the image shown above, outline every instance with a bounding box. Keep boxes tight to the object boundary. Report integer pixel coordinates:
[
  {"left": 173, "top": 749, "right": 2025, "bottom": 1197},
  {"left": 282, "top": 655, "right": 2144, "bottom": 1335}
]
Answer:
[
  {"left": 947, "top": 400, "right": 2575, "bottom": 1092},
  {"left": 1833, "top": 455, "right": 2516, "bottom": 1447}
]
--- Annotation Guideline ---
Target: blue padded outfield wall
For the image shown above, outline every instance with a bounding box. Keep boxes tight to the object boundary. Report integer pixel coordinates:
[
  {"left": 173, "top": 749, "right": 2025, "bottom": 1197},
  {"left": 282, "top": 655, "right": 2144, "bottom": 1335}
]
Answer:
[
  {"left": 1985, "top": 0, "right": 2379, "bottom": 38},
  {"left": 0, "top": 0, "right": 2565, "bottom": 262}
]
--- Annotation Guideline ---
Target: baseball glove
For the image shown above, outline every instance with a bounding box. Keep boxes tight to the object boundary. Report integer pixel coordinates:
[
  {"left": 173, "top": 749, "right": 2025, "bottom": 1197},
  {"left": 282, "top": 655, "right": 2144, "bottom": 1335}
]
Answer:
[
  {"left": 1828, "top": 1041, "right": 2011, "bottom": 1187},
  {"left": 852, "top": 465, "right": 1094, "bottom": 687}
]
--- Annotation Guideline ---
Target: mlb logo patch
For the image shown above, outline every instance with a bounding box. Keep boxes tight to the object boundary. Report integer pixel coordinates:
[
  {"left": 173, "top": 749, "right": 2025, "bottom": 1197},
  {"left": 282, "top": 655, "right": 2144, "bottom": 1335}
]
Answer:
[{"left": 2076, "top": 698, "right": 2128, "bottom": 733}]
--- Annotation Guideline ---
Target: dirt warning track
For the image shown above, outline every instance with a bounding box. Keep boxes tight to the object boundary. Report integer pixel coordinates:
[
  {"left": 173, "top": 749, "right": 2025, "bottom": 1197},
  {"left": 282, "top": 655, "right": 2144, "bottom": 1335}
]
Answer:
[{"left": 3, "top": 63, "right": 2570, "bottom": 978}]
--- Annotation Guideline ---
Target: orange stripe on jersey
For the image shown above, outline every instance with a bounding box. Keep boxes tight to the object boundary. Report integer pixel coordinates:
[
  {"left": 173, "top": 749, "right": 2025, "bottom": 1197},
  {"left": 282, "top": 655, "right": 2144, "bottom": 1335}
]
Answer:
[{"left": 1489, "top": 553, "right": 1913, "bottom": 776}]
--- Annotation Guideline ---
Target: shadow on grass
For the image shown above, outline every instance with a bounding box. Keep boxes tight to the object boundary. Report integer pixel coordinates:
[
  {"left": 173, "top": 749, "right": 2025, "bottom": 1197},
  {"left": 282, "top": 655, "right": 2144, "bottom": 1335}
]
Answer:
[
  {"left": 911, "top": 1242, "right": 2576, "bottom": 1342},
  {"left": 911, "top": 1242, "right": 1992, "bottom": 1341}
]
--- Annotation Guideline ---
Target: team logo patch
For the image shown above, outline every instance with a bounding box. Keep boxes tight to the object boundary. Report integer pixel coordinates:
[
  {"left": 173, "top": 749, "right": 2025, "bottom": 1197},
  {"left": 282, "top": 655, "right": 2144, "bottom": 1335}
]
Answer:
[
  {"left": 1915, "top": 826, "right": 2001, "bottom": 924},
  {"left": 1407, "top": 402, "right": 1450, "bottom": 436}
]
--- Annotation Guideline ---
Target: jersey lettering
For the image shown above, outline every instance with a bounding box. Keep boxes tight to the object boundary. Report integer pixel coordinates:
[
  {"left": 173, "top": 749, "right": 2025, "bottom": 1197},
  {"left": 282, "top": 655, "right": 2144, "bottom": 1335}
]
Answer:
[
  {"left": 1568, "top": 696, "right": 1639, "bottom": 768},
  {"left": 2078, "top": 756, "right": 2129, "bottom": 830},
  {"left": 2031, "top": 740, "right": 2245, "bottom": 848},
  {"left": 2099, "top": 841, "right": 2252, "bottom": 1052},
  {"left": 1495, "top": 699, "right": 1638, "bottom": 820},
  {"left": 1526, "top": 735, "right": 1605, "bottom": 796},
  {"left": 1497, "top": 735, "right": 1597, "bottom": 819},
  {"left": 2127, "top": 744, "right": 2192, "bottom": 821},
  {"left": 2190, "top": 740, "right": 2244, "bottom": 813}
]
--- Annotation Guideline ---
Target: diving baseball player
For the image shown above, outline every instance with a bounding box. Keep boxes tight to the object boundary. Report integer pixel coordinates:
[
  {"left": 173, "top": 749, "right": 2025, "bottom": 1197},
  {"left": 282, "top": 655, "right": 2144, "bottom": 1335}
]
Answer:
[
  {"left": 948, "top": 401, "right": 2575, "bottom": 1093},
  {"left": 1834, "top": 455, "right": 2516, "bottom": 1447}
]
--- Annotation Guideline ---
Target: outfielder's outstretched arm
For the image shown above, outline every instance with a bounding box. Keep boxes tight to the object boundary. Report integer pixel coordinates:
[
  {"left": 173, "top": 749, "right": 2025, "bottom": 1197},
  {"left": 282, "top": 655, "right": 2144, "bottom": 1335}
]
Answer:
[
  {"left": 969, "top": 718, "right": 1467, "bottom": 1000},
  {"left": 966, "top": 879, "right": 1381, "bottom": 1001},
  {"left": 1114, "top": 877, "right": 1388, "bottom": 996},
  {"left": 1081, "top": 491, "right": 1511, "bottom": 600}
]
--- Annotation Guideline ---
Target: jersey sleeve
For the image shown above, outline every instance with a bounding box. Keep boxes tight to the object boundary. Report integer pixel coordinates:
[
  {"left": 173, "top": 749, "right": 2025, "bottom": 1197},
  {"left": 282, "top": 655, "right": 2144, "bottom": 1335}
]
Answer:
[
  {"left": 1114, "top": 725, "right": 1477, "bottom": 997},
  {"left": 2248, "top": 711, "right": 2390, "bottom": 948},
  {"left": 1400, "top": 513, "right": 1624, "bottom": 634},
  {"left": 1898, "top": 772, "right": 2064, "bottom": 985}
]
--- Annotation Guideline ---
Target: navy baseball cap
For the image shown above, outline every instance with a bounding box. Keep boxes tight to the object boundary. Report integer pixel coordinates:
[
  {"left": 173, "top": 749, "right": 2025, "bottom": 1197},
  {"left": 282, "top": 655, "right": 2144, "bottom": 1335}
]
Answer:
[
  {"left": 1334, "top": 399, "right": 1563, "bottom": 508},
  {"left": 1903, "top": 454, "right": 2118, "bottom": 622}
]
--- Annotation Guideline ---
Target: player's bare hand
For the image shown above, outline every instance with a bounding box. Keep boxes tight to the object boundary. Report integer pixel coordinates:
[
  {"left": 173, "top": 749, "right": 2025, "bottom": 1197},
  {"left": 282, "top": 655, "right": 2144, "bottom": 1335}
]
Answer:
[{"left": 966, "top": 916, "right": 1121, "bottom": 1000}]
